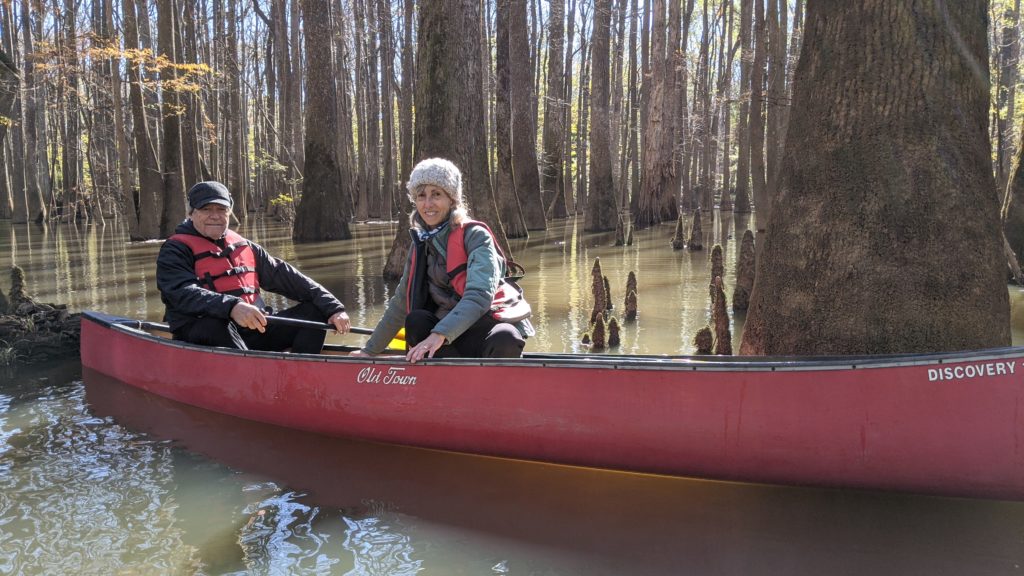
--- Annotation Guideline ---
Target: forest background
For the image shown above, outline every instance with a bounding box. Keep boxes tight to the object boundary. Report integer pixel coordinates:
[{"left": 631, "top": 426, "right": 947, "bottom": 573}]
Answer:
[{"left": 0, "top": 0, "right": 1019, "bottom": 354}]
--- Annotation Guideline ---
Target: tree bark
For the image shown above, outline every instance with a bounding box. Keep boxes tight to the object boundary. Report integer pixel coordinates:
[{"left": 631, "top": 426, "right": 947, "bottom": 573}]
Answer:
[
  {"left": 293, "top": 0, "right": 352, "bottom": 241},
  {"left": 61, "top": 0, "right": 83, "bottom": 219},
  {"left": 634, "top": 0, "right": 668, "bottom": 229},
  {"left": 379, "top": 0, "right": 395, "bottom": 217},
  {"left": 996, "top": 0, "right": 1021, "bottom": 195},
  {"left": 585, "top": 0, "right": 615, "bottom": 231},
  {"left": 749, "top": 0, "right": 768, "bottom": 232},
  {"left": 541, "top": 0, "right": 565, "bottom": 220},
  {"left": 494, "top": 0, "right": 529, "bottom": 238},
  {"left": 124, "top": 0, "right": 163, "bottom": 239},
  {"left": 385, "top": 0, "right": 510, "bottom": 278},
  {"left": 509, "top": 0, "right": 545, "bottom": 230},
  {"left": 742, "top": 0, "right": 1010, "bottom": 355},
  {"left": 399, "top": 0, "right": 414, "bottom": 187},
  {"left": 560, "top": 0, "right": 578, "bottom": 216},
  {"left": 158, "top": 0, "right": 186, "bottom": 237},
  {"left": 733, "top": 0, "right": 752, "bottom": 213}
]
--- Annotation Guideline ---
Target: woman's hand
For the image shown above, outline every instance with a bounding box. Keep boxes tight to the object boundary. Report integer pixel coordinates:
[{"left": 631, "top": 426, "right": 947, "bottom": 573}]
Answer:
[
  {"left": 406, "top": 332, "right": 445, "bottom": 364},
  {"left": 349, "top": 348, "right": 374, "bottom": 357}
]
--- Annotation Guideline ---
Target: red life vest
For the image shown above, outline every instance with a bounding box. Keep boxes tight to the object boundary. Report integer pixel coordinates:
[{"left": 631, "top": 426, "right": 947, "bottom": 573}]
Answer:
[
  {"left": 443, "top": 221, "right": 532, "bottom": 323},
  {"left": 169, "top": 230, "right": 261, "bottom": 304}
]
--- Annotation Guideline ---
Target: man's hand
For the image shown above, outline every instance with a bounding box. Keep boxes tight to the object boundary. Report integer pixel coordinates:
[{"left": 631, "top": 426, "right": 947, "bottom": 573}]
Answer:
[
  {"left": 328, "top": 311, "right": 352, "bottom": 334},
  {"left": 230, "top": 302, "right": 267, "bottom": 333}
]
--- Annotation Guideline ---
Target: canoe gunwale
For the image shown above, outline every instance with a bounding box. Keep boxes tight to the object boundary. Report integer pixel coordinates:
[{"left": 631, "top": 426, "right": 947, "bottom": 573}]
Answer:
[{"left": 84, "top": 310, "right": 1024, "bottom": 372}]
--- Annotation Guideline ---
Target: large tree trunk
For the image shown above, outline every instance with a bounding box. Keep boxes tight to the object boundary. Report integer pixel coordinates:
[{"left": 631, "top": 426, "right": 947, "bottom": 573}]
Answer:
[
  {"left": 179, "top": 0, "right": 204, "bottom": 187},
  {"left": 19, "top": 0, "right": 46, "bottom": 224},
  {"left": 353, "top": 0, "right": 370, "bottom": 220},
  {"left": 382, "top": 0, "right": 510, "bottom": 280},
  {"left": 634, "top": 0, "right": 668, "bottom": 230},
  {"left": 157, "top": 0, "right": 186, "bottom": 237},
  {"left": 560, "top": 0, "right": 578, "bottom": 216},
  {"left": 749, "top": 0, "right": 768, "bottom": 231},
  {"left": 293, "top": 0, "right": 352, "bottom": 241},
  {"left": 733, "top": 0, "right": 752, "bottom": 213},
  {"left": 494, "top": 0, "right": 528, "bottom": 239},
  {"left": 363, "top": 0, "right": 381, "bottom": 218},
  {"left": 996, "top": 0, "right": 1021, "bottom": 195},
  {"left": 585, "top": 0, "right": 615, "bottom": 232},
  {"left": 621, "top": 0, "right": 639, "bottom": 217},
  {"left": 6, "top": 19, "right": 25, "bottom": 224},
  {"left": 124, "top": 0, "right": 163, "bottom": 239},
  {"left": 741, "top": 0, "right": 1010, "bottom": 355},
  {"left": 509, "top": 0, "right": 545, "bottom": 230},
  {"left": 61, "top": 0, "right": 83, "bottom": 219},
  {"left": 399, "top": 0, "right": 414, "bottom": 188},
  {"left": 227, "top": 0, "right": 245, "bottom": 214},
  {"left": 541, "top": 0, "right": 565, "bottom": 219},
  {"left": 378, "top": 0, "right": 395, "bottom": 217}
]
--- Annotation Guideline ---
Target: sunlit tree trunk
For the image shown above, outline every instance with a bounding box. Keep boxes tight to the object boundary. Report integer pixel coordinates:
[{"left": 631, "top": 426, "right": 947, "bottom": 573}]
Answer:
[
  {"left": 399, "top": 0, "right": 414, "bottom": 188},
  {"left": 384, "top": 0, "right": 510, "bottom": 279},
  {"left": 19, "top": 0, "right": 46, "bottom": 224},
  {"left": 742, "top": 0, "right": 1010, "bottom": 355},
  {"left": 294, "top": 0, "right": 352, "bottom": 241},
  {"left": 158, "top": 0, "right": 186, "bottom": 237},
  {"left": 179, "top": 0, "right": 204, "bottom": 187},
  {"left": 996, "top": 0, "right": 1021, "bottom": 195},
  {"left": 124, "top": 0, "right": 162, "bottom": 238},
  {"left": 494, "top": 0, "right": 528, "bottom": 238},
  {"left": 749, "top": 0, "right": 768, "bottom": 232},
  {"left": 718, "top": 0, "right": 735, "bottom": 212},
  {"left": 560, "top": 0, "right": 578, "bottom": 215},
  {"left": 733, "top": 0, "right": 752, "bottom": 213},
  {"left": 585, "top": 0, "right": 615, "bottom": 231},
  {"left": 509, "top": 0, "right": 544, "bottom": 230},
  {"left": 378, "top": 0, "right": 395, "bottom": 217},
  {"left": 60, "top": 0, "right": 83, "bottom": 218},
  {"left": 227, "top": 0, "right": 245, "bottom": 214},
  {"left": 541, "top": 0, "right": 565, "bottom": 220},
  {"left": 634, "top": 0, "right": 668, "bottom": 229},
  {"left": 620, "top": 0, "right": 639, "bottom": 215}
]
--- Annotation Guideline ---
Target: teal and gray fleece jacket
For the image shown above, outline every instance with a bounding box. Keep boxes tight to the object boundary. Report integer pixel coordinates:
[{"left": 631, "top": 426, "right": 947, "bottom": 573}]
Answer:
[{"left": 363, "top": 218, "right": 534, "bottom": 354}]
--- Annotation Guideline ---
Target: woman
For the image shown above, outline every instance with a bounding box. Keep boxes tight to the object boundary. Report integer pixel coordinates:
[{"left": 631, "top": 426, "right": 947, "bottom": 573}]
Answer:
[{"left": 351, "top": 158, "right": 534, "bottom": 363}]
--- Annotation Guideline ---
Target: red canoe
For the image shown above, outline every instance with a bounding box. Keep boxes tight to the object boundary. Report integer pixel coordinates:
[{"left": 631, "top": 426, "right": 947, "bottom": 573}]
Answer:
[{"left": 80, "top": 310, "right": 1024, "bottom": 500}]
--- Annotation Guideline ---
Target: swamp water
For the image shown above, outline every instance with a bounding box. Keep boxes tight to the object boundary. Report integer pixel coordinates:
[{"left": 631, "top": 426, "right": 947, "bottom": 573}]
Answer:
[{"left": 1, "top": 214, "right": 1023, "bottom": 575}]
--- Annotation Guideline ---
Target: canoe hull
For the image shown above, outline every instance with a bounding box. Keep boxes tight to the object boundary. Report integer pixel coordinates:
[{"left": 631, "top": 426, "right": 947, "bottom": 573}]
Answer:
[{"left": 80, "top": 312, "right": 1024, "bottom": 500}]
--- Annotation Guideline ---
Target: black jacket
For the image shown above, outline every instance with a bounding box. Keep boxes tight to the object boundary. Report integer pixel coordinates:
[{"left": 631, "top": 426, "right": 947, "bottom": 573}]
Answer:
[{"left": 156, "top": 220, "right": 345, "bottom": 333}]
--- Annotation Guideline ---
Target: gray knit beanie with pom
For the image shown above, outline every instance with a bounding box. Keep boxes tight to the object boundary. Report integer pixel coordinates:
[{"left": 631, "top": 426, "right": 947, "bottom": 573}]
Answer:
[{"left": 406, "top": 158, "right": 463, "bottom": 206}]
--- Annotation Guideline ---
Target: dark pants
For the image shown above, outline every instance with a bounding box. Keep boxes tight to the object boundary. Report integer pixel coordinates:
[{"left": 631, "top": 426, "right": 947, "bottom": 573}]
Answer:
[
  {"left": 405, "top": 309, "right": 525, "bottom": 358},
  {"left": 175, "top": 302, "right": 328, "bottom": 354}
]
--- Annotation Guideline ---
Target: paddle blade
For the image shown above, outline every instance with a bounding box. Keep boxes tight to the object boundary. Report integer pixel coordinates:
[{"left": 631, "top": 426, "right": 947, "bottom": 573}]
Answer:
[{"left": 388, "top": 328, "right": 406, "bottom": 350}]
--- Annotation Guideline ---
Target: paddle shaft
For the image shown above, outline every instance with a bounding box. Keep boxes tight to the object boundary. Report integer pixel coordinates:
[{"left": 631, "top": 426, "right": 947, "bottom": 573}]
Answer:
[
  {"left": 137, "top": 316, "right": 375, "bottom": 336},
  {"left": 265, "top": 315, "right": 373, "bottom": 335}
]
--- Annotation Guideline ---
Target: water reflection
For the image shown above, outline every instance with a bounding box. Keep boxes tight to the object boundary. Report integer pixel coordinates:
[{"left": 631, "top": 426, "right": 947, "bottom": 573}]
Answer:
[
  {"left": 0, "top": 360, "right": 1022, "bottom": 574},
  {"left": 68, "top": 369, "right": 1024, "bottom": 575}
]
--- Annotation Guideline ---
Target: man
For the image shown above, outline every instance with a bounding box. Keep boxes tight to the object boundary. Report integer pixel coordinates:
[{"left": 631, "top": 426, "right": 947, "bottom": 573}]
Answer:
[{"left": 157, "top": 181, "right": 351, "bottom": 353}]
